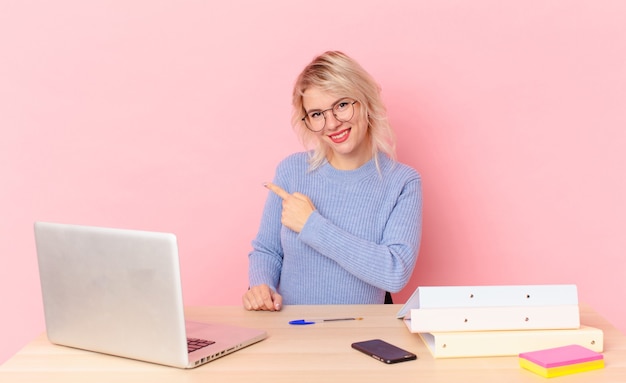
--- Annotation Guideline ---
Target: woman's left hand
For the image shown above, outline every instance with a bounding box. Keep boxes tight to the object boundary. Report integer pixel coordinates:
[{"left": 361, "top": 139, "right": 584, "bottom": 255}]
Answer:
[{"left": 265, "top": 182, "right": 315, "bottom": 233}]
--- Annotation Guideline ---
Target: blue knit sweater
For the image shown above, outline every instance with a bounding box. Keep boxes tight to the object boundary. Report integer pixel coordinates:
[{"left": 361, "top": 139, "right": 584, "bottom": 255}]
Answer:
[{"left": 248, "top": 152, "right": 422, "bottom": 304}]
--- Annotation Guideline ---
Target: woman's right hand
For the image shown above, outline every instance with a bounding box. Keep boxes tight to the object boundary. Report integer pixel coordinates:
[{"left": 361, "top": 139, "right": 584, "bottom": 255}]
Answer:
[{"left": 242, "top": 284, "right": 283, "bottom": 311}]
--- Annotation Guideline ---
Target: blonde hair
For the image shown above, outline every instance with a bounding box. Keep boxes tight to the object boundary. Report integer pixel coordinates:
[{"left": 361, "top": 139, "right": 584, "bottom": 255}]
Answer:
[{"left": 291, "top": 51, "right": 396, "bottom": 171}]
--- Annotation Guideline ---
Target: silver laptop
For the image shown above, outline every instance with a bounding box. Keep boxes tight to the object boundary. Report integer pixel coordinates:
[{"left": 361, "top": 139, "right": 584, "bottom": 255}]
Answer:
[{"left": 34, "top": 221, "right": 267, "bottom": 368}]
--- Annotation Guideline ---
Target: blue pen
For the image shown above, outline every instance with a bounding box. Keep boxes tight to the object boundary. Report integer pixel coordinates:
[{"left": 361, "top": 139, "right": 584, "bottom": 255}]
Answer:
[
  {"left": 289, "top": 319, "right": 316, "bottom": 325},
  {"left": 289, "top": 317, "right": 363, "bottom": 325}
]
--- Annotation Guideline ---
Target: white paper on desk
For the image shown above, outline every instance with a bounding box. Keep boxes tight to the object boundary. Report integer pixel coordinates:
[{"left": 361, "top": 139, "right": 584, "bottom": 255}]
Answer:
[{"left": 396, "top": 284, "right": 579, "bottom": 319}]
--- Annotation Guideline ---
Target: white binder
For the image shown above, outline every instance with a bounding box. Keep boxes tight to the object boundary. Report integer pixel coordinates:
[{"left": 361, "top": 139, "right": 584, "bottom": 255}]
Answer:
[
  {"left": 397, "top": 284, "right": 579, "bottom": 318},
  {"left": 413, "top": 324, "right": 603, "bottom": 358},
  {"left": 404, "top": 304, "right": 580, "bottom": 332}
]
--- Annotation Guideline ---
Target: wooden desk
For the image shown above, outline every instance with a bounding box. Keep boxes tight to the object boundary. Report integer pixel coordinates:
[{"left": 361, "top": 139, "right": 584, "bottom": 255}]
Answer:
[{"left": 1, "top": 304, "right": 625, "bottom": 383}]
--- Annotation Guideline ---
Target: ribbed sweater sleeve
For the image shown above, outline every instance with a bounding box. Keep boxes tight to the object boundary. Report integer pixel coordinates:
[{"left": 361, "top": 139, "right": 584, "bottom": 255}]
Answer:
[{"left": 248, "top": 152, "right": 422, "bottom": 305}]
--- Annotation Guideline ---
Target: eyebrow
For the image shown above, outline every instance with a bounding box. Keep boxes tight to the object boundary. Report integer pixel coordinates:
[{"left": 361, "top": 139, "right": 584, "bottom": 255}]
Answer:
[{"left": 304, "top": 98, "right": 350, "bottom": 114}]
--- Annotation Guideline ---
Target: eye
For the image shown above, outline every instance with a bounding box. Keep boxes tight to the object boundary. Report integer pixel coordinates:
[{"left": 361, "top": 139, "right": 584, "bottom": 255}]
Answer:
[
  {"left": 335, "top": 101, "right": 350, "bottom": 111},
  {"left": 308, "top": 111, "right": 322, "bottom": 120}
]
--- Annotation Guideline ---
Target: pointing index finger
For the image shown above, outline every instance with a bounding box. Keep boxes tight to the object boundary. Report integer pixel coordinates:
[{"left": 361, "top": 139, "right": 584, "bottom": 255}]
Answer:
[{"left": 264, "top": 182, "right": 291, "bottom": 200}]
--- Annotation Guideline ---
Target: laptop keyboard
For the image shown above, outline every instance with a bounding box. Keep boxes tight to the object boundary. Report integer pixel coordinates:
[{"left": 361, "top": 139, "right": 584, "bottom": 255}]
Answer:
[{"left": 187, "top": 338, "right": 215, "bottom": 353}]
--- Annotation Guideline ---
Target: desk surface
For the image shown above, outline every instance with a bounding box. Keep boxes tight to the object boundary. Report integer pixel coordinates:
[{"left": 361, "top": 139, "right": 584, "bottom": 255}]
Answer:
[{"left": 1, "top": 304, "right": 625, "bottom": 383}]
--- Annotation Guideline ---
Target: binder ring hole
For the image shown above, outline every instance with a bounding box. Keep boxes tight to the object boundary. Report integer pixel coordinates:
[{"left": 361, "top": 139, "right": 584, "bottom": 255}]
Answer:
[
  {"left": 524, "top": 317, "right": 529, "bottom": 322},
  {"left": 464, "top": 318, "right": 468, "bottom": 323},
  {"left": 443, "top": 344, "right": 447, "bottom": 348},
  {"left": 591, "top": 340, "right": 596, "bottom": 345},
  {"left": 526, "top": 294, "right": 531, "bottom": 299},
  {"left": 469, "top": 294, "right": 474, "bottom": 298}
]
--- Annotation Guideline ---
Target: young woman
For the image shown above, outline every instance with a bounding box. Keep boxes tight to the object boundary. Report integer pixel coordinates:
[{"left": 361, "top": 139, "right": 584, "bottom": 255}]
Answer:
[{"left": 243, "top": 51, "right": 422, "bottom": 311}]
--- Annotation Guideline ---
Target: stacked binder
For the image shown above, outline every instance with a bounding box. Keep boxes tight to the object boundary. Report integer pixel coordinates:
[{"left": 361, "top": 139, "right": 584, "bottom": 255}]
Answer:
[{"left": 397, "top": 284, "right": 604, "bottom": 358}]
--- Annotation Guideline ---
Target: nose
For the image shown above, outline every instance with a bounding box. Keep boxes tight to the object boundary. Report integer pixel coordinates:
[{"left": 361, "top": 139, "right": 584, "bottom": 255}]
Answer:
[{"left": 323, "top": 110, "right": 342, "bottom": 131}]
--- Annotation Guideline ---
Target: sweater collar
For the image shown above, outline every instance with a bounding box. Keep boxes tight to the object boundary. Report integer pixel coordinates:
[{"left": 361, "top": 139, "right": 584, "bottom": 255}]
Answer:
[{"left": 318, "top": 154, "right": 390, "bottom": 183}]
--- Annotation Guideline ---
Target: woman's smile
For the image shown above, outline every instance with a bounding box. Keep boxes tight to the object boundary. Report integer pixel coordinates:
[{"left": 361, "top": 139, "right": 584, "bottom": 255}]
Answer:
[{"left": 328, "top": 128, "right": 351, "bottom": 143}]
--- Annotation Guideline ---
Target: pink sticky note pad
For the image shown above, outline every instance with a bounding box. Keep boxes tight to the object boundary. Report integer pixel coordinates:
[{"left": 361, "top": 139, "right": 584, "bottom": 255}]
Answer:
[{"left": 519, "top": 344, "right": 603, "bottom": 368}]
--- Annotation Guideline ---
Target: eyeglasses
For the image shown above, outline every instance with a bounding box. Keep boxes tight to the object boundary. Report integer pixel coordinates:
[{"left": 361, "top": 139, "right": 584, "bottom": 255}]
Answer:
[{"left": 301, "top": 99, "right": 358, "bottom": 132}]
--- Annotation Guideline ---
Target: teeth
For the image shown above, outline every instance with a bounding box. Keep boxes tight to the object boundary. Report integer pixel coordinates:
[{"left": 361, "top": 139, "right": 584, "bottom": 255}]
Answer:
[{"left": 331, "top": 130, "right": 348, "bottom": 139}]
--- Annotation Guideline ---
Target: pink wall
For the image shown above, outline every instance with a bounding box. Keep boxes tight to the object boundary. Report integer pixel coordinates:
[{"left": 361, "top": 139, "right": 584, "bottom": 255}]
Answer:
[{"left": 1, "top": 1, "right": 624, "bottom": 364}]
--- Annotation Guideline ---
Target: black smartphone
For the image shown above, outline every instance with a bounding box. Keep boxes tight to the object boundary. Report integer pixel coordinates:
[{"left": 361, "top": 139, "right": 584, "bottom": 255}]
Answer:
[{"left": 351, "top": 339, "right": 417, "bottom": 364}]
